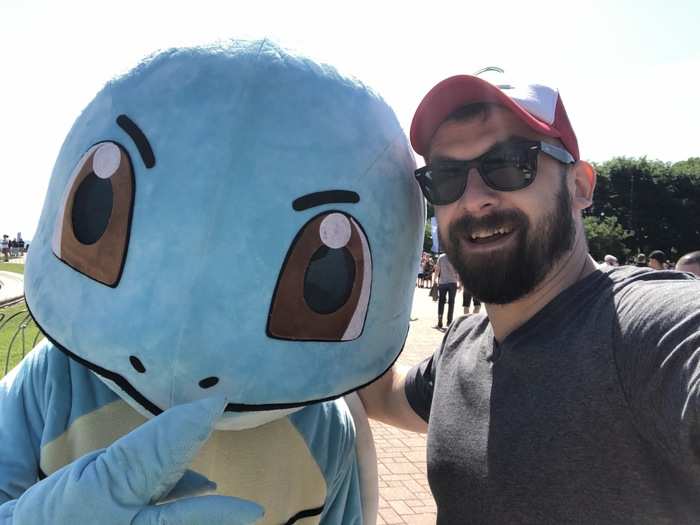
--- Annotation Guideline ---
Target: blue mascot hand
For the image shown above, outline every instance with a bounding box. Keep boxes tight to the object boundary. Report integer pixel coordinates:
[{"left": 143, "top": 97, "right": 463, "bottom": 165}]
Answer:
[
  {"left": 161, "top": 469, "right": 219, "bottom": 501},
  {"left": 7, "top": 396, "right": 264, "bottom": 525}
]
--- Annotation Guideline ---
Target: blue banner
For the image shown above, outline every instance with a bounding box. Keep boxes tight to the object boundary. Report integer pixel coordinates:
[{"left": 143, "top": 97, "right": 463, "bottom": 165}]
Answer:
[{"left": 431, "top": 216, "right": 439, "bottom": 253}]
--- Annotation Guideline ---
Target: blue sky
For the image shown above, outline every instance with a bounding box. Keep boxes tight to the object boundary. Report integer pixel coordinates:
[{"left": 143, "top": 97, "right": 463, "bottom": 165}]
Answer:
[{"left": 2, "top": 0, "right": 699, "bottom": 240}]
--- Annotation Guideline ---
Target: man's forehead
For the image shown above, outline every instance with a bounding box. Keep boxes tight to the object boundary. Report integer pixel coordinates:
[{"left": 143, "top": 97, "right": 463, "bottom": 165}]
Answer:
[
  {"left": 427, "top": 105, "right": 563, "bottom": 162},
  {"left": 428, "top": 106, "right": 539, "bottom": 160}
]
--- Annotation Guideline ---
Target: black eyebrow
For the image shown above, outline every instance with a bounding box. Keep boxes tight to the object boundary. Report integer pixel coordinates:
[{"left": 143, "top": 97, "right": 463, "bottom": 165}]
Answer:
[
  {"left": 116, "top": 115, "right": 156, "bottom": 169},
  {"left": 292, "top": 190, "right": 360, "bottom": 211}
]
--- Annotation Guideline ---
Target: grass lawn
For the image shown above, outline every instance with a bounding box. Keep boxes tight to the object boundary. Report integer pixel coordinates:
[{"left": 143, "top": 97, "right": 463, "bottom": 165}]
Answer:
[
  {"left": 0, "top": 300, "right": 42, "bottom": 377},
  {"left": 0, "top": 262, "right": 25, "bottom": 274}
]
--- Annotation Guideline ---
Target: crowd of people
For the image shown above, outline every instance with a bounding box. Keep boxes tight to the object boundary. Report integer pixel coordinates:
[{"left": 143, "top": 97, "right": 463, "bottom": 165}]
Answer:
[
  {"left": 419, "top": 246, "right": 700, "bottom": 334},
  {"left": 416, "top": 252, "right": 436, "bottom": 288},
  {"left": 417, "top": 250, "right": 481, "bottom": 331},
  {"left": 0, "top": 233, "right": 27, "bottom": 262},
  {"left": 600, "top": 249, "right": 700, "bottom": 276}
]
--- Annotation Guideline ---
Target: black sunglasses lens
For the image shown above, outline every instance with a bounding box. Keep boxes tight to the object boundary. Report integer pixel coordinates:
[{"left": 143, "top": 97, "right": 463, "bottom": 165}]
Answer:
[
  {"left": 481, "top": 148, "right": 536, "bottom": 191},
  {"left": 419, "top": 141, "right": 539, "bottom": 203},
  {"left": 481, "top": 165, "right": 532, "bottom": 190},
  {"left": 427, "top": 167, "right": 469, "bottom": 205}
]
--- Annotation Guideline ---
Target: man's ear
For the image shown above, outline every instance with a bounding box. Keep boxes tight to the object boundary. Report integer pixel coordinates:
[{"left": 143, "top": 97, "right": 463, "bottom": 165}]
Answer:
[{"left": 571, "top": 161, "right": 596, "bottom": 211}]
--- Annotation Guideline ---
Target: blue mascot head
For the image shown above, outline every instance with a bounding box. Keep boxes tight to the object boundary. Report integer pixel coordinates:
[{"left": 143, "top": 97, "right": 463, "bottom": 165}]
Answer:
[{"left": 25, "top": 40, "right": 424, "bottom": 429}]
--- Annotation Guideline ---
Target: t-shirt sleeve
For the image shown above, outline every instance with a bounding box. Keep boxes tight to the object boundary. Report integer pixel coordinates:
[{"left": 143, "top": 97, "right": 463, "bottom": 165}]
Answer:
[
  {"left": 614, "top": 275, "right": 700, "bottom": 477},
  {"left": 404, "top": 346, "right": 442, "bottom": 423}
]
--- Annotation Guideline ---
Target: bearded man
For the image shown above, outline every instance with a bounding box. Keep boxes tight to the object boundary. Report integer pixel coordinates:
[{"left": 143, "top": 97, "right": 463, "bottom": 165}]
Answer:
[{"left": 359, "top": 72, "right": 700, "bottom": 524}]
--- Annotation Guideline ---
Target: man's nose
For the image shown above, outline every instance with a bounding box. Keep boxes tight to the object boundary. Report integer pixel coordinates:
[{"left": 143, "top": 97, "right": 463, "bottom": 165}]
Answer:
[{"left": 456, "top": 168, "right": 502, "bottom": 214}]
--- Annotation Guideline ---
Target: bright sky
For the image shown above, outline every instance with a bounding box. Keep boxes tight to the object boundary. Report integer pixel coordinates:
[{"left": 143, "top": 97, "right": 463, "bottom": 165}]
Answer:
[{"left": 2, "top": 0, "right": 699, "bottom": 240}]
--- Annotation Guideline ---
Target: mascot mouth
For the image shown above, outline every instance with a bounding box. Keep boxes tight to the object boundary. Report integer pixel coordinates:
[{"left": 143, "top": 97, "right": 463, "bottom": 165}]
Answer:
[{"left": 27, "top": 302, "right": 405, "bottom": 416}]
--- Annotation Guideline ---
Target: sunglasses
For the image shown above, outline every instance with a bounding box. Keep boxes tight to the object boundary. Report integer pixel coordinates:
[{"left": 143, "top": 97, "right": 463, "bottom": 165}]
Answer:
[{"left": 414, "top": 139, "right": 575, "bottom": 206}]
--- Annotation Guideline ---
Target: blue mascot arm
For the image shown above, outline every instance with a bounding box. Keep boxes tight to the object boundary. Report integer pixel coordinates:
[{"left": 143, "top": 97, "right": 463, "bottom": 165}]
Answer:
[
  {"left": 0, "top": 350, "right": 50, "bottom": 508},
  {"left": 294, "top": 402, "right": 364, "bottom": 525},
  {"left": 0, "top": 361, "right": 263, "bottom": 525},
  {"left": 319, "top": 451, "right": 363, "bottom": 525}
]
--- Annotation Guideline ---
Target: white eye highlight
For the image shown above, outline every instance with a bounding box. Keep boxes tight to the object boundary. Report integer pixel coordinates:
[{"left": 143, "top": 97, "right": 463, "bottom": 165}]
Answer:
[
  {"left": 342, "top": 217, "right": 372, "bottom": 341},
  {"left": 319, "top": 213, "right": 352, "bottom": 249},
  {"left": 52, "top": 148, "right": 94, "bottom": 257},
  {"left": 93, "top": 142, "right": 122, "bottom": 179}
]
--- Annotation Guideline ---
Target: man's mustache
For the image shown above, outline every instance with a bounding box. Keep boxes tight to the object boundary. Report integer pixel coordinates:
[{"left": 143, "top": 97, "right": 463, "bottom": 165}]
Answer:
[{"left": 449, "top": 209, "right": 528, "bottom": 238}]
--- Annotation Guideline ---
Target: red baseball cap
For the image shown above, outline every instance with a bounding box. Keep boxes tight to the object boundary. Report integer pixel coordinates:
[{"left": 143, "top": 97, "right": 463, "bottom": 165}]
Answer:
[{"left": 410, "top": 74, "right": 580, "bottom": 161}]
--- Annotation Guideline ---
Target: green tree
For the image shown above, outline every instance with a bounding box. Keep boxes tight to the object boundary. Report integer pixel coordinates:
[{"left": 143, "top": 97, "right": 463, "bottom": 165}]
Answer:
[
  {"left": 419, "top": 156, "right": 700, "bottom": 261},
  {"left": 423, "top": 202, "right": 436, "bottom": 253},
  {"left": 583, "top": 215, "right": 633, "bottom": 262},
  {"left": 591, "top": 157, "right": 700, "bottom": 258},
  {"left": 423, "top": 221, "right": 433, "bottom": 252},
  {"left": 670, "top": 157, "right": 700, "bottom": 179}
]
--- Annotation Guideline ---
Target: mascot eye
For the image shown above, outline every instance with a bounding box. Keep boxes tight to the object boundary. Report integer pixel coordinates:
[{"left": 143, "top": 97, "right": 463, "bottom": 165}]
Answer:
[
  {"left": 52, "top": 142, "right": 134, "bottom": 287},
  {"left": 268, "top": 212, "right": 372, "bottom": 341}
]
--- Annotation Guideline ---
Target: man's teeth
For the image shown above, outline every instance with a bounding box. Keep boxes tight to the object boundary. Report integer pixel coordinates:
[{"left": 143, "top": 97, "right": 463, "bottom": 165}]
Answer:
[{"left": 470, "top": 227, "right": 511, "bottom": 240}]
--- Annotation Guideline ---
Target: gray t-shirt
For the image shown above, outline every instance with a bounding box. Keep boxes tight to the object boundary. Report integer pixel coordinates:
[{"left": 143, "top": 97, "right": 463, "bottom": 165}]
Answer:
[
  {"left": 405, "top": 266, "right": 700, "bottom": 524},
  {"left": 437, "top": 254, "right": 460, "bottom": 285}
]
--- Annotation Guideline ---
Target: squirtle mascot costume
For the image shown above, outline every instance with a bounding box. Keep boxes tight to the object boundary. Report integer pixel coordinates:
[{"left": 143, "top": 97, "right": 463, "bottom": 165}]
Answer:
[{"left": 0, "top": 40, "right": 424, "bottom": 524}]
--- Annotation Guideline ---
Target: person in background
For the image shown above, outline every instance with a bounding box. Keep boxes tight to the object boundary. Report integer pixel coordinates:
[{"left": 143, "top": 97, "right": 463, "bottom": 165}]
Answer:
[
  {"left": 602, "top": 254, "right": 618, "bottom": 267},
  {"left": 417, "top": 252, "right": 427, "bottom": 288},
  {"left": 676, "top": 250, "right": 700, "bottom": 277},
  {"left": 635, "top": 253, "right": 647, "bottom": 267},
  {"left": 462, "top": 288, "right": 481, "bottom": 315},
  {"left": 1, "top": 235, "right": 8, "bottom": 263},
  {"left": 648, "top": 250, "right": 666, "bottom": 270},
  {"left": 434, "top": 252, "right": 460, "bottom": 330},
  {"left": 422, "top": 254, "right": 435, "bottom": 288},
  {"left": 16, "top": 234, "right": 24, "bottom": 257}
]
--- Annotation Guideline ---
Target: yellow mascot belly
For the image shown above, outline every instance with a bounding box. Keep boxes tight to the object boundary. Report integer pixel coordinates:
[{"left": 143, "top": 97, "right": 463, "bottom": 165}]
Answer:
[{"left": 41, "top": 400, "right": 326, "bottom": 524}]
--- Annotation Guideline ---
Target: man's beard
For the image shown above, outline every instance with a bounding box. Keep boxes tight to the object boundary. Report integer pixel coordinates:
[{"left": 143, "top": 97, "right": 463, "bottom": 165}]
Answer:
[{"left": 440, "top": 177, "right": 575, "bottom": 305}]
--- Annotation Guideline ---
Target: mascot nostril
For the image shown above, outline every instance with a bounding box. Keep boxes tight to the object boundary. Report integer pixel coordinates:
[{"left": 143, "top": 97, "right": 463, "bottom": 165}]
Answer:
[
  {"left": 6, "top": 40, "right": 425, "bottom": 525},
  {"left": 129, "top": 356, "right": 146, "bottom": 373},
  {"left": 199, "top": 377, "right": 219, "bottom": 389}
]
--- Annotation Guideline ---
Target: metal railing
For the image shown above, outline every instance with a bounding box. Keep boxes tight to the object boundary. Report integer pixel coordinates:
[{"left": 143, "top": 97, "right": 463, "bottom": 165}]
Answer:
[{"left": 1, "top": 297, "right": 42, "bottom": 376}]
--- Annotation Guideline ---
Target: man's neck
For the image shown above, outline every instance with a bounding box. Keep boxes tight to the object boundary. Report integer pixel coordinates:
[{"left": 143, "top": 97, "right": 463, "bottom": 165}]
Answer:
[{"left": 485, "top": 232, "right": 597, "bottom": 343}]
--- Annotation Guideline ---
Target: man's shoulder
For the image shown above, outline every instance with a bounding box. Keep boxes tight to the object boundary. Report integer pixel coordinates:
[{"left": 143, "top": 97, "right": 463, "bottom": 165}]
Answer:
[
  {"left": 450, "top": 312, "right": 489, "bottom": 333},
  {"left": 601, "top": 265, "right": 700, "bottom": 341},
  {"left": 440, "top": 314, "right": 490, "bottom": 357},
  {"left": 604, "top": 265, "right": 699, "bottom": 305}
]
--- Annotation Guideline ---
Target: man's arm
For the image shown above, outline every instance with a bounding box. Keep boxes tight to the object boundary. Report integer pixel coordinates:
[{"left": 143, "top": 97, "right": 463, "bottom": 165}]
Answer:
[
  {"left": 614, "top": 276, "right": 700, "bottom": 476},
  {"left": 358, "top": 365, "right": 427, "bottom": 434}
]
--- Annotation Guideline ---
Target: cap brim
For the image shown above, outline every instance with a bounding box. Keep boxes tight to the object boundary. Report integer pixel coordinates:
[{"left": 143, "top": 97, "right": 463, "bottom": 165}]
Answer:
[{"left": 410, "top": 75, "right": 563, "bottom": 157}]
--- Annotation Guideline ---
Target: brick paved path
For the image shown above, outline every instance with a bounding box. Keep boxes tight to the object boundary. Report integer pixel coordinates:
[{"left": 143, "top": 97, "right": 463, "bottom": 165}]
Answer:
[{"left": 372, "top": 284, "right": 470, "bottom": 524}]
